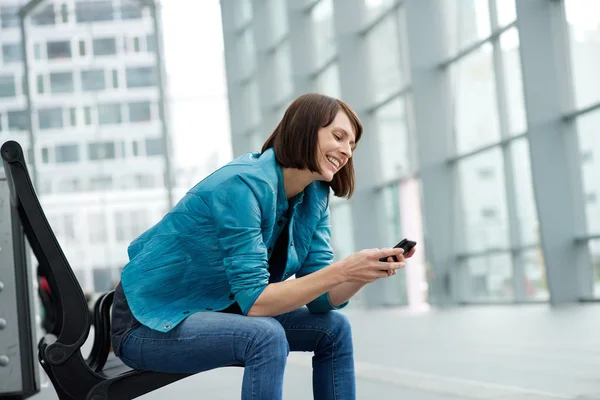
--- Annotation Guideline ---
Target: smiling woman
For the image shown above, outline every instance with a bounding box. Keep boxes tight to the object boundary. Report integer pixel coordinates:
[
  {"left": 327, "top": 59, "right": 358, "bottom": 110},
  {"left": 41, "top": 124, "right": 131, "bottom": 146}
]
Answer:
[{"left": 110, "top": 92, "right": 415, "bottom": 400}]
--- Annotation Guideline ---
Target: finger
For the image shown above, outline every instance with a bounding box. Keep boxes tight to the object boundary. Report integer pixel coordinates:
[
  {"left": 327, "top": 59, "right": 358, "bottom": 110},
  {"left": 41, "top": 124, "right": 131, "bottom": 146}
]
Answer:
[
  {"left": 405, "top": 247, "right": 416, "bottom": 258},
  {"left": 374, "top": 270, "right": 389, "bottom": 280},
  {"left": 389, "top": 262, "right": 406, "bottom": 271},
  {"left": 375, "top": 247, "right": 404, "bottom": 260}
]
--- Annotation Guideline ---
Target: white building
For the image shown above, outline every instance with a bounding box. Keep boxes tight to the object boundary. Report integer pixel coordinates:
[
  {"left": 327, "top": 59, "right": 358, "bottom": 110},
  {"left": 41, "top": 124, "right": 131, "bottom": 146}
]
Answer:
[{"left": 0, "top": 0, "right": 171, "bottom": 293}]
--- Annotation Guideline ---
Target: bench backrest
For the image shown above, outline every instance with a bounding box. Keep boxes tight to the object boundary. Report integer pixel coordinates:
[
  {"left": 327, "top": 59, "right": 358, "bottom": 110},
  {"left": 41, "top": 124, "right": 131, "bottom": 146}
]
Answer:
[{"left": 1, "top": 141, "right": 90, "bottom": 350}]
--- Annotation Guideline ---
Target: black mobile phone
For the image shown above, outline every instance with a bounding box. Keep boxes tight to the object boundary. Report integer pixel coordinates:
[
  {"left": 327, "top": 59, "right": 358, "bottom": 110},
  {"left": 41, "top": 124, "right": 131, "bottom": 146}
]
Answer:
[{"left": 379, "top": 238, "right": 417, "bottom": 262}]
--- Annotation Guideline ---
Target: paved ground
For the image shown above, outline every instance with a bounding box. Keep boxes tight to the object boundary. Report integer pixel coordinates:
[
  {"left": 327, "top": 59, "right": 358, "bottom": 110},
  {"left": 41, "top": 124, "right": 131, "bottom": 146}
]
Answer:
[{"left": 31, "top": 303, "right": 600, "bottom": 399}]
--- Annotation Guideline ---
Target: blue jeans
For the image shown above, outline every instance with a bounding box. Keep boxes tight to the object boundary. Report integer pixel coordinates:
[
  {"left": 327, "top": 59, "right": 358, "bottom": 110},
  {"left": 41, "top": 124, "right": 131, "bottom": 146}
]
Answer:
[{"left": 119, "top": 307, "right": 355, "bottom": 400}]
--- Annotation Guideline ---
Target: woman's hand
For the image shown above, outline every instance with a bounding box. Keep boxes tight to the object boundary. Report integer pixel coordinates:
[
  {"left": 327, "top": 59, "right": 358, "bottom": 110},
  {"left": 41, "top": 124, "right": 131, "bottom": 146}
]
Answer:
[
  {"left": 384, "top": 246, "right": 416, "bottom": 276},
  {"left": 336, "top": 248, "right": 406, "bottom": 283}
]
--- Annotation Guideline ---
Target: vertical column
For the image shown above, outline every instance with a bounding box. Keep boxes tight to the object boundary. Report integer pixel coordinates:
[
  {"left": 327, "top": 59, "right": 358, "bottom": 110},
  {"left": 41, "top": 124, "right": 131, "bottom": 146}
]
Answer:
[
  {"left": 220, "top": 0, "right": 249, "bottom": 157},
  {"left": 404, "top": 0, "right": 457, "bottom": 305},
  {"left": 487, "top": 0, "right": 526, "bottom": 300},
  {"left": 251, "top": 0, "right": 277, "bottom": 135},
  {"left": 516, "top": 0, "right": 592, "bottom": 302},
  {"left": 149, "top": 1, "right": 174, "bottom": 208},
  {"left": 286, "top": 0, "right": 314, "bottom": 96},
  {"left": 333, "top": 0, "right": 400, "bottom": 307}
]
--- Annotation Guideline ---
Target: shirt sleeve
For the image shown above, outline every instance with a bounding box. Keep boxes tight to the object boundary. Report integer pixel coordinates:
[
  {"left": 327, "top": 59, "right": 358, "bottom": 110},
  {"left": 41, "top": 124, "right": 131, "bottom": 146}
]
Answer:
[
  {"left": 209, "top": 175, "right": 270, "bottom": 315},
  {"left": 295, "top": 203, "right": 349, "bottom": 312}
]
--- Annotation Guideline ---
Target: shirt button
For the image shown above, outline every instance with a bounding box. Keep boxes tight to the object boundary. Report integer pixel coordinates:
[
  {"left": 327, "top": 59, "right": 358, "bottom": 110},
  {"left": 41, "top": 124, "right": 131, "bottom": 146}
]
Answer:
[
  {"left": 268, "top": 247, "right": 272, "bottom": 253},
  {"left": 164, "top": 324, "right": 170, "bottom": 329},
  {"left": 290, "top": 242, "right": 293, "bottom": 247},
  {"left": 228, "top": 294, "right": 235, "bottom": 300},
  {"left": 183, "top": 311, "right": 190, "bottom": 314}
]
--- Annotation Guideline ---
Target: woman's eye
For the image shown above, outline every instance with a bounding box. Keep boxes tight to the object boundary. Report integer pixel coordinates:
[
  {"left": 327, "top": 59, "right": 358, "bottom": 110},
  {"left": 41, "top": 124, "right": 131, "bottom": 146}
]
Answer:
[{"left": 333, "top": 134, "right": 342, "bottom": 141}]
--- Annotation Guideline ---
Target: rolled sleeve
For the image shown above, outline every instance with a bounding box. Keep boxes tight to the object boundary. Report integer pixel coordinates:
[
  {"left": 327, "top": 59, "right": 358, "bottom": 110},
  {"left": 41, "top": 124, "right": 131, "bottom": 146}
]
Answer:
[
  {"left": 210, "top": 175, "right": 271, "bottom": 315},
  {"left": 296, "top": 205, "right": 349, "bottom": 312}
]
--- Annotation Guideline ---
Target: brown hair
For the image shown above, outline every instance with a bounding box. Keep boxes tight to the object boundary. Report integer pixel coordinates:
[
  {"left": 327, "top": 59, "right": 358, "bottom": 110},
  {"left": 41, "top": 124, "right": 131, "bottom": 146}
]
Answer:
[{"left": 261, "top": 93, "right": 363, "bottom": 198}]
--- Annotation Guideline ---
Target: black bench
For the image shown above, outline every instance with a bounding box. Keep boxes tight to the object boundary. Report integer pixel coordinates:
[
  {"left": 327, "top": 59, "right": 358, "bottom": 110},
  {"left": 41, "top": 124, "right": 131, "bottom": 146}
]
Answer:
[{"left": 1, "top": 140, "right": 194, "bottom": 399}]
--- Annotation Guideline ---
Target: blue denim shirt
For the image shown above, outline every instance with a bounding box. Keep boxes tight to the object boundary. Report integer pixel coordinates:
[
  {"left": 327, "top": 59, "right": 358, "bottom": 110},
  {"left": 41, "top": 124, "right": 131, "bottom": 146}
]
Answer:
[{"left": 120, "top": 148, "right": 347, "bottom": 333}]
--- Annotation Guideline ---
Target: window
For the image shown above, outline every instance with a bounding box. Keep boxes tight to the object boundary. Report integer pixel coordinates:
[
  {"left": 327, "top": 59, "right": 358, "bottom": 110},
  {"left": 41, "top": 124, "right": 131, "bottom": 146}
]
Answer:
[
  {"left": 57, "top": 177, "right": 81, "bottom": 192},
  {"left": 481, "top": 207, "right": 499, "bottom": 219},
  {"left": 146, "top": 35, "right": 156, "bottom": 52},
  {"left": 458, "top": 148, "right": 510, "bottom": 252},
  {"left": 500, "top": 28, "right": 527, "bottom": 135},
  {"left": 88, "top": 142, "right": 116, "bottom": 161},
  {"left": 47, "top": 41, "right": 72, "bottom": 59},
  {"left": 7, "top": 110, "right": 28, "bottom": 131},
  {"left": 49, "top": 72, "right": 74, "bottom": 94},
  {"left": 576, "top": 110, "right": 600, "bottom": 234},
  {"left": 81, "top": 69, "right": 106, "bottom": 92},
  {"left": 134, "top": 174, "right": 155, "bottom": 188},
  {"left": 373, "top": 96, "right": 412, "bottom": 180},
  {"left": 38, "top": 108, "right": 64, "bottom": 130},
  {"left": 41, "top": 148, "right": 49, "bottom": 163},
  {"left": 61, "top": 4, "right": 69, "bottom": 23},
  {"left": 450, "top": 43, "right": 501, "bottom": 154},
  {"left": 92, "top": 38, "right": 117, "bottom": 56},
  {"left": 121, "top": 3, "right": 143, "bottom": 19},
  {"left": 443, "top": 0, "right": 492, "bottom": 57},
  {"left": 235, "top": 0, "right": 252, "bottom": 27},
  {"left": 464, "top": 253, "right": 513, "bottom": 300},
  {"left": 311, "top": 0, "right": 335, "bottom": 63},
  {"left": 132, "top": 141, "right": 140, "bottom": 156},
  {"left": 63, "top": 214, "right": 75, "bottom": 240},
  {"left": 586, "top": 193, "right": 597, "bottom": 204},
  {"left": 32, "top": 4, "right": 55, "bottom": 26},
  {"left": 242, "top": 80, "right": 261, "bottom": 127},
  {"left": 69, "top": 108, "right": 77, "bottom": 126},
  {"left": 366, "top": 12, "right": 406, "bottom": 102},
  {"left": 1, "top": 6, "right": 19, "bottom": 29},
  {"left": 314, "top": 62, "right": 341, "bottom": 99},
  {"left": 55, "top": 144, "right": 79, "bottom": 163},
  {"left": 565, "top": 0, "right": 600, "bottom": 109},
  {"left": 37, "top": 75, "right": 44, "bottom": 94},
  {"left": 0, "top": 75, "right": 16, "bottom": 98},
  {"left": 263, "top": 0, "right": 286, "bottom": 46},
  {"left": 84, "top": 106, "right": 93, "bottom": 125},
  {"left": 2, "top": 43, "right": 22, "bottom": 63},
  {"left": 270, "top": 43, "right": 293, "bottom": 104},
  {"left": 145, "top": 137, "right": 164, "bottom": 156},
  {"left": 90, "top": 175, "right": 113, "bottom": 190},
  {"left": 128, "top": 101, "right": 151, "bottom": 122},
  {"left": 125, "top": 67, "right": 156, "bottom": 88},
  {"left": 237, "top": 28, "right": 256, "bottom": 79},
  {"left": 93, "top": 268, "right": 114, "bottom": 292},
  {"left": 98, "top": 103, "right": 122, "bottom": 125},
  {"left": 111, "top": 70, "right": 119, "bottom": 88},
  {"left": 75, "top": 1, "right": 114, "bottom": 23},
  {"left": 477, "top": 168, "right": 495, "bottom": 179},
  {"left": 133, "top": 37, "right": 141, "bottom": 52},
  {"left": 79, "top": 40, "right": 86, "bottom": 56}
]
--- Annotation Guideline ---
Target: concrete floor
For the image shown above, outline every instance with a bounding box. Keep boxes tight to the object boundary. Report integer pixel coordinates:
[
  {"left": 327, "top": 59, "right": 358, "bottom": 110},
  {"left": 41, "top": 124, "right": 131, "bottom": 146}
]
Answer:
[{"left": 31, "top": 303, "right": 600, "bottom": 399}]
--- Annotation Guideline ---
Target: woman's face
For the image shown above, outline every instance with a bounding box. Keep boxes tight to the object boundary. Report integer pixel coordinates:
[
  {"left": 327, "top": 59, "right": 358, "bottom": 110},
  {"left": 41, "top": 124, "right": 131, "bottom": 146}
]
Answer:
[{"left": 314, "top": 111, "right": 356, "bottom": 182}]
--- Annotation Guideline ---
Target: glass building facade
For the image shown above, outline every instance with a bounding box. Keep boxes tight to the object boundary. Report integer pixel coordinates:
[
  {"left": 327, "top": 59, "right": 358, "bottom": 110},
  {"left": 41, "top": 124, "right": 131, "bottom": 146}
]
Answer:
[{"left": 220, "top": 0, "right": 600, "bottom": 307}]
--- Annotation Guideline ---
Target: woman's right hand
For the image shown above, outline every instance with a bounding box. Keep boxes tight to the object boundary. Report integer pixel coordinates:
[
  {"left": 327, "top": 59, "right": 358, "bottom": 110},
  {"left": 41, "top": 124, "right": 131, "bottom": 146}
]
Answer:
[{"left": 337, "top": 248, "right": 406, "bottom": 283}]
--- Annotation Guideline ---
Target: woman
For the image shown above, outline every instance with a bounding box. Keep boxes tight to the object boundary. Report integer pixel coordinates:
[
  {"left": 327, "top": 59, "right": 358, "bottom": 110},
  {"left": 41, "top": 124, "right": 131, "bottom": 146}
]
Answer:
[{"left": 110, "top": 93, "right": 414, "bottom": 399}]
